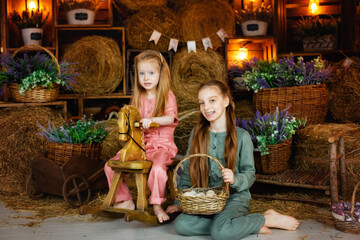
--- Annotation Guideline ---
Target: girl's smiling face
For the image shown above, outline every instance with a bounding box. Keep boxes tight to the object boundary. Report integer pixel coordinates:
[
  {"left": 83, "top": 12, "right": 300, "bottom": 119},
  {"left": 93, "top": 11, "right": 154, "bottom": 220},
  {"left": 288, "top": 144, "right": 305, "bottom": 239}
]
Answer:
[
  {"left": 198, "top": 86, "right": 229, "bottom": 124},
  {"left": 137, "top": 60, "right": 160, "bottom": 94}
]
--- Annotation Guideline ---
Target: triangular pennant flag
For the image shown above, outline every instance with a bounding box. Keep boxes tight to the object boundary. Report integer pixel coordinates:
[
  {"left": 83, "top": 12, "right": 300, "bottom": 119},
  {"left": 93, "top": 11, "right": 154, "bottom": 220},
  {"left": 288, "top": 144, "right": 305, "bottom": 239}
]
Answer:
[
  {"left": 202, "top": 37, "right": 213, "bottom": 51},
  {"left": 216, "top": 29, "right": 228, "bottom": 42},
  {"left": 187, "top": 41, "right": 196, "bottom": 53},
  {"left": 149, "top": 30, "right": 162, "bottom": 45},
  {"left": 168, "top": 38, "right": 179, "bottom": 52}
]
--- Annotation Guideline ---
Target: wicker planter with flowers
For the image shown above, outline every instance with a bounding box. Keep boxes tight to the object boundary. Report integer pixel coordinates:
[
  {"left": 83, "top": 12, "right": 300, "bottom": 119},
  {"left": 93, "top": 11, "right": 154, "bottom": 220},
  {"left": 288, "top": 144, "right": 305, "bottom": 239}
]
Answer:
[
  {"left": 238, "top": 107, "right": 305, "bottom": 174},
  {"left": 244, "top": 55, "right": 332, "bottom": 124},
  {"left": 37, "top": 116, "right": 108, "bottom": 166},
  {"left": 0, "top": 45, "right": 76, "bottom": 103}
]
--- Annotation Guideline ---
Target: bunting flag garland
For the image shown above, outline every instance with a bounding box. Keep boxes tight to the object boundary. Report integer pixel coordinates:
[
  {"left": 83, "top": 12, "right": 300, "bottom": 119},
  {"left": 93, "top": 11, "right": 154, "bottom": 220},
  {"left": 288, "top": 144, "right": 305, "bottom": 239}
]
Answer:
[
  {"left": 148, "top": 28, "right": 228, "bottom": 53},
  {"left": 216, "top": 28, "right": 228, "bottom": 43},
  {"left": 202, "top": 37, "right": 213, "bottom": 51},
  {"left": 187, "top": 41, "right": 196, "bottom": 53},
  {"left": 168, "top": 38, "right": 179, "bottom": 52},
  {"left": 149, "top": 30, "right": 162, "bottom": 45}
]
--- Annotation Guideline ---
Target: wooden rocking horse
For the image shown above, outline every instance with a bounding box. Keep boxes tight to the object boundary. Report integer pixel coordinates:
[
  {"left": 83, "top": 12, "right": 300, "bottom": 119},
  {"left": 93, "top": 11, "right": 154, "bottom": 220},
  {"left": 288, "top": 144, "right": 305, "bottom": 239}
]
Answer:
[{"left": 80, "top": 105, "right": 178, "bottom": 224}]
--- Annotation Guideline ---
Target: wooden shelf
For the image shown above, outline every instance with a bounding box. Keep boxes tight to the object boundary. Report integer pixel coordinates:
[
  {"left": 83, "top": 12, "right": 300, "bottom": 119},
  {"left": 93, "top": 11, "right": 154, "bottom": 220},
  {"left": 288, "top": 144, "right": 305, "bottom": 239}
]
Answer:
[
  {"left": 58, "top": 93, "right": 132, "bottom": 100},
  {"left": 54, "top": 24, "right": 113, "bottom": 28},
  {"left": 0, "top": 101, "right": 68, "bottom": 120}
]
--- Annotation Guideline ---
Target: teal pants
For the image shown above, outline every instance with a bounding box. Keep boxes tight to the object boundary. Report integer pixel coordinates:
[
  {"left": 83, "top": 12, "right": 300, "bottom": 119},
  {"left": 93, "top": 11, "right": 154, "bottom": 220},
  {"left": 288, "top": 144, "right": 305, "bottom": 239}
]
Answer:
[{"left": 174, "top": 200, "right": 265, "bottom": 240}]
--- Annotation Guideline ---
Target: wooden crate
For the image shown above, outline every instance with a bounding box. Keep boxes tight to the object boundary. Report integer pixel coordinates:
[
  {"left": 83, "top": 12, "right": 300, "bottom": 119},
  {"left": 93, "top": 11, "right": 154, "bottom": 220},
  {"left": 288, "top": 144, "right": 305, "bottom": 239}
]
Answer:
[
  {"left": 53, "top": 0, "right": 113, "bottom": 26},
  {"left": 225, "top": 36, "right": 277, "bottom": 68}
]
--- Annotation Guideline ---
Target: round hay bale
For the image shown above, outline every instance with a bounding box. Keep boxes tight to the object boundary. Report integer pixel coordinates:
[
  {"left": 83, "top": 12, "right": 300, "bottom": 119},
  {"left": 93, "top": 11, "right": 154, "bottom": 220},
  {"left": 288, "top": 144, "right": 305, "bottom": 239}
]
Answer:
[
  {"left": 327, "top": 57, "right": 360, "bottom": 123},
  {"left": 178, "top": 0, "right": 235, "bottom": 49},
  {"left": 292, "top": 123, "right": 360, "bottom": 197},
  {"left": 63, "top": 36, "right": 123, "bottom": 94},
  {"left": 235, "top": 99, "right": 255, "bottom": 120},
  {"left": 0, "top": 106, "right": 63, "bottom": 195},
  {"left": 114, "top": 0, "right": 167, "bottom": 11},
  {"left": 175, "top": 101, "right": 200, "bottom": 155},
  {"left": 99, "top": 117, "right": 125, "bottom": 162},
  {"left": 171, "top": 48, "right": 227, "bottom": 103},
  {"left": 125, "top": 6, "right": 179, "bottom": 51}
]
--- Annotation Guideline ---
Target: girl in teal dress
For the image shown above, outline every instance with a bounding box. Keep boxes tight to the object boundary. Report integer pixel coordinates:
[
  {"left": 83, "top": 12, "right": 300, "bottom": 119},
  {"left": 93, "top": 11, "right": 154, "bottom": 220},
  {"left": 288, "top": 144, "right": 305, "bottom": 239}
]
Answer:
[{"left": 165, "top": 80, "right": 299, "bottom": 239}]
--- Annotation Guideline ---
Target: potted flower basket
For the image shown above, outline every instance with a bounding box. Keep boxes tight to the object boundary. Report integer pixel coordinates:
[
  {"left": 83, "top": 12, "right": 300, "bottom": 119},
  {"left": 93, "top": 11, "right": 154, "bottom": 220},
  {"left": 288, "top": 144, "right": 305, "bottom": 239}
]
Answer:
[
  {"left": 59, "top": 0, "right": 102, "bottom": 25},
  {"left": 244, "top": 55, "right": 332, "bottom": 124},
  {"left": 293, "top": 16, "right": 338, "bottom": 52},
  {"left": 10, "top": 9, "right": 49, "bottom": 46},
  {"left": 238, "top": 107, "right": 304, "bottom": 174},
  {"left": 0, "top": 45, "right": 76, "bottom": 103},
  {"left": 235, "top": 3, "right": 272, "bottom": 36},
  {"left": 37, "top": 116, "right": 108, "bottom": 166}
]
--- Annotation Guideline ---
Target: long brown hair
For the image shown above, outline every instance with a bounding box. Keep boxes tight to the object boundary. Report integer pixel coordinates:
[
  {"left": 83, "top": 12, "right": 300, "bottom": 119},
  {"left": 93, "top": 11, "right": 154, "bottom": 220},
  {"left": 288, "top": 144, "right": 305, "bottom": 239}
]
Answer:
[
  {"left": 132, "top": 50, "right": 171, "bottom": 117},
  {"left": 189, "top": 80, "right": 237, "bottom": 187}
]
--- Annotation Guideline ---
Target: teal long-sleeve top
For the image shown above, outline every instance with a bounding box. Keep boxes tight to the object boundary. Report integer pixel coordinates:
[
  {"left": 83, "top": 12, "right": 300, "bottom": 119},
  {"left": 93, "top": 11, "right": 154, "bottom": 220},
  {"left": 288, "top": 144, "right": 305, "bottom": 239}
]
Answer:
[{"left": 177, "top": 126, "right": 256, "bottom": 206}]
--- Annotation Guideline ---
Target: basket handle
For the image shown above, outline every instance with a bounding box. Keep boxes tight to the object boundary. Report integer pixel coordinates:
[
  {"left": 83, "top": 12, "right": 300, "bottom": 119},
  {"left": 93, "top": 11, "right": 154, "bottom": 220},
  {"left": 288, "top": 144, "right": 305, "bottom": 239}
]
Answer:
[
  {"left": 11, "top": 45, "right": 60, "bottom": 74},
  {"left": 350, "top": 181, "right": 360, "bottom": 215},
  {"left": 172, "top": 153, "right": 229, "bottom": 193}
]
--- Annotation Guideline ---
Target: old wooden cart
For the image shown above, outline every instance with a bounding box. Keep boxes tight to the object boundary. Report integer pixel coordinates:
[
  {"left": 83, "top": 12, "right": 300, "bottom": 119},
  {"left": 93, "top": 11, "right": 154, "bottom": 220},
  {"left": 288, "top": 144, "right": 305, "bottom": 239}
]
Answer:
[{"left": 26, "top": 154, "right": 108, "bottom": 208}]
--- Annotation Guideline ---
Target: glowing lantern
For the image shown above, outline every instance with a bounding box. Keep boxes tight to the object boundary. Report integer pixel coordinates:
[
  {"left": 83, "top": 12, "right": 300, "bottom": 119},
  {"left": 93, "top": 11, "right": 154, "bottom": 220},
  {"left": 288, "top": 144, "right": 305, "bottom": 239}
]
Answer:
[
  {"left": 309, "top": 0, "right": 319, "bottom": 14},
  {"left": 237, "top": 47, "right": 248, "bottom": 61}
]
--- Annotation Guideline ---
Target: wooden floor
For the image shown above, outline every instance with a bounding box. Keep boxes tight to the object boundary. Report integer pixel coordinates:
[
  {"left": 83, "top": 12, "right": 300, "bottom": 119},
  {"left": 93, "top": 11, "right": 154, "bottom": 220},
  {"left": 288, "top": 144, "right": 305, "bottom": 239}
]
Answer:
[{"left": 1, "top": 202, "right": 360, "bottom": 240}]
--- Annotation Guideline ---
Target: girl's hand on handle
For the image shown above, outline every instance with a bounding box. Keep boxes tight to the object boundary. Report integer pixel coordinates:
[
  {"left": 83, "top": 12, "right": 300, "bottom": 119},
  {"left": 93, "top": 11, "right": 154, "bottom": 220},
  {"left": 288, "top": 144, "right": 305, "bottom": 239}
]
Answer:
[
  {"left": 221, "top": 168, "right": 234, "bottom": 185},
  {"left": 140, "top": 118, "right": 153, "bottom": 129},
  {"left": 165, "top": 204, "right": 181, "bottom": 214}
]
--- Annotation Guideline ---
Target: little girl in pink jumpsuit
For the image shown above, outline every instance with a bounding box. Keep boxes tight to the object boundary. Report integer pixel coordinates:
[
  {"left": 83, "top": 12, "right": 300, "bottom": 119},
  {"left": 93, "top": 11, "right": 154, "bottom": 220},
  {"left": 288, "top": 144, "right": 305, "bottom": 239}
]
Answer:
[{"left": 104, "top": 50, "right": 178, "bottom": 223}]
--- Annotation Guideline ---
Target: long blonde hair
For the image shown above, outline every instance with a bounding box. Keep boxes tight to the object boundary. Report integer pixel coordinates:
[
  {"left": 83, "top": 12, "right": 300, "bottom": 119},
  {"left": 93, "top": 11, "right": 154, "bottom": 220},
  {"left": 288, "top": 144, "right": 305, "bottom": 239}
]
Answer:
[
  {"left": 132, "top": 50, "right": 171, "bottom": 117},
  {"left": 189, "top": 80, "right": 237, "bottom": 187}
]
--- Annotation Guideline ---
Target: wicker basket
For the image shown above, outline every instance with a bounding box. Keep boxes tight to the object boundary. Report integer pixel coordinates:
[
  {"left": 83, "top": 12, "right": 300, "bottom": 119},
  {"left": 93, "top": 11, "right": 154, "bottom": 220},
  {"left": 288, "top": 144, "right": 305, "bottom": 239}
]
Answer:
[
  {"left": 47, "top": 142, "right": 101, "bottom": 166},
  {"left": 303, "top": 34, "right": 337, "bottom": 52},
  {"left": 332, "top": 182, "right": 360, "bottom": 234},
  {"left": 9, "top": 45, "right": 61, "bottom": 103},
  {"left": 173, "top": 153, "right": 229, "bottom": 215},
  {"left": 254, "top": 139, "right": 292, "bottom": 174},
  {"left": 253, "top": 84, "right": 328, "bottom": 125}
]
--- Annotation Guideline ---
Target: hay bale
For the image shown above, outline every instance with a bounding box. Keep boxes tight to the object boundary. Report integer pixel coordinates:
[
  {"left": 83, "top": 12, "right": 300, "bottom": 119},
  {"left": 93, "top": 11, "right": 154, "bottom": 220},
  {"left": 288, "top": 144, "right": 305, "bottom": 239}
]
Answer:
[
  {"left": 327, "top": 57, "right": 360, "bottom": 123},
  {"left": 114, "top": 0, "right": 167, "bottom": 11},
  {"left": 175, "top": 101, "right": 200, "bottom": 155},
  {"left": 293, "top": 123, "right": 360, "bottom": 197},
  {"left": 235, "top": 99, "right": 255, "bottom": 120},
  {"left": 99, "top": 117, "right": 125, "bottom": 162},
  {"left": 171, "top": 48, "right": 227, "bottom": 103},
  {"left": 125, "top": 6, "right": 179, "bottom": 51},
  {"left": 0, "top": 107, "right": 63, "bottom": 195},
  {"left": 63, "top": 36, "right": 123, "bottom": 94},
  {"left": 178, "top": 0, "right": 235, "bottom": 49}
]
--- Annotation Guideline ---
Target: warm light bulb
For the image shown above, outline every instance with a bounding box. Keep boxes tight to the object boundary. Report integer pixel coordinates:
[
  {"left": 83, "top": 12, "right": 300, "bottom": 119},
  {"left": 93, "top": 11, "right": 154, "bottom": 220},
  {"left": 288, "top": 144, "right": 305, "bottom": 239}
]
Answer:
[
  {"left": 28, "top": 0, "right": 36, "bottom": 10},
  {"left": 309, "top": 0, "right": 319, "bottom": 14},
  {"left": 237, "top": 47, "right": 248, "bottom": 61}
]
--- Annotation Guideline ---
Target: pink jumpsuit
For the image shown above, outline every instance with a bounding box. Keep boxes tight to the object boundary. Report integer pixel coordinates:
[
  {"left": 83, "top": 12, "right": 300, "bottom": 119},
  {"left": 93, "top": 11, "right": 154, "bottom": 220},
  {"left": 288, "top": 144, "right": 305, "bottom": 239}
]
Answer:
[{"left": 104, "top": 90, "right": 178, "bottom": 205}]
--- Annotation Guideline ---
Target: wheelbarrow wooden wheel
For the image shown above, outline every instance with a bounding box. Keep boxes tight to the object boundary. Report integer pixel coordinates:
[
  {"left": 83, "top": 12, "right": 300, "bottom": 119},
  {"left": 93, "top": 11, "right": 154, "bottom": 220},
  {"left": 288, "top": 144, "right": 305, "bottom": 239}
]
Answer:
[
  {"left": 26, "top": 173, "right": 45, "bottom": 200},
  {"left": 62, "top": 174, "right": 92, "bottom": 208}
]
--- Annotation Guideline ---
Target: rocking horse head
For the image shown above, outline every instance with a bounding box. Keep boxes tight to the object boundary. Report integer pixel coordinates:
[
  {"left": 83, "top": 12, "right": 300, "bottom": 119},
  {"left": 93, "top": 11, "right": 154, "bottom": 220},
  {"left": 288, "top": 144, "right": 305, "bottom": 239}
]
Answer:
[{"left": 117, "top": 105, "right": 146, "bottom": 161}]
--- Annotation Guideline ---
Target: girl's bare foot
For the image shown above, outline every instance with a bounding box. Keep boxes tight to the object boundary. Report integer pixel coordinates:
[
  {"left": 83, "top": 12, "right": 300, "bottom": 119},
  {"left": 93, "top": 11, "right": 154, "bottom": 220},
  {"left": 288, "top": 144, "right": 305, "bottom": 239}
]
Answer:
[
  {"left": 113, "top": 200, "right": 135, "bottom": 210},
  {"left": 264, "top": 209, "right": 299, "bottom": 231},
  {"left": 259, "top": 226, "right": 272, "bottom": 235},
  {"left": 153, "top": 204, "right": 170, "bottom": 223}
]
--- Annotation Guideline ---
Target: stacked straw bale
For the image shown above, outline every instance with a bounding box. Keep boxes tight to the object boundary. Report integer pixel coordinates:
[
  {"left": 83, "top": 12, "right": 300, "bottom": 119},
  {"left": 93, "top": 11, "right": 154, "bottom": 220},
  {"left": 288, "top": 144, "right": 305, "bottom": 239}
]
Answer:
[
  {"left": 235, "top": 99, "right": 255, "bottom": 121},
  {"left": 63, "top": 36, "right": 123, "bottom": 94},
  {"left": 125, "top": 6, "right": 179, "bottom": 51},
  {"left": 177, "top": 0, "right": 235, "bottom": 50},
  {"left": 171, "top": 48, "right": 227, "bottom": 103},
  {"left": 327, "top": 57, "right": 360, "bottom": 123},
  {"left": 114, "top": 0, "right": 167, "bottom": 11},
  {"left": 0, "top": 107, "right": 63, "bottom": 195},
  {"left": 292, "top": 123, "right": 360, "bottom": 197}
]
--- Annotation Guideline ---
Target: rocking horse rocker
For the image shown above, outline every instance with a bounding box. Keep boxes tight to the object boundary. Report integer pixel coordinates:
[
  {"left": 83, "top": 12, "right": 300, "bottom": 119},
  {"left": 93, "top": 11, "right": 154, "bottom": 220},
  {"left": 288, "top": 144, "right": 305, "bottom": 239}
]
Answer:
[{"left": 80, "top": 105, "right": 179, "bottom": 224}]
